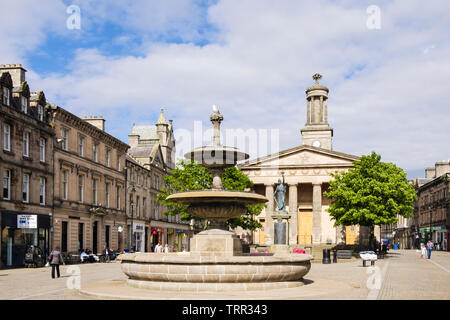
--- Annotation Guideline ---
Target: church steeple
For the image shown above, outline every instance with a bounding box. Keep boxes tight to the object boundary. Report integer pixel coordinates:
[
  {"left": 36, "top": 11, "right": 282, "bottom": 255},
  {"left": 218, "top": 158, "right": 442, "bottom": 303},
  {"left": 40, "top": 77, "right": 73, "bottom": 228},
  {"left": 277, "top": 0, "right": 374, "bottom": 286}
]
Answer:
[{"left": 301, "top": 74, "right": 333, "bottom": 150}]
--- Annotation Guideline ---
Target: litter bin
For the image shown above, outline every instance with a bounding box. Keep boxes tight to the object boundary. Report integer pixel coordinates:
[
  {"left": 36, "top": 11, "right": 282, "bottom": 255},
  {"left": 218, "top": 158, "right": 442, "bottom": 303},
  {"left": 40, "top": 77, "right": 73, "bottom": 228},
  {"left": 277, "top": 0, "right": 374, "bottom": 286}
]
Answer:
[{"left": 322, "top": 249, "right": 331, "bottom": 264}]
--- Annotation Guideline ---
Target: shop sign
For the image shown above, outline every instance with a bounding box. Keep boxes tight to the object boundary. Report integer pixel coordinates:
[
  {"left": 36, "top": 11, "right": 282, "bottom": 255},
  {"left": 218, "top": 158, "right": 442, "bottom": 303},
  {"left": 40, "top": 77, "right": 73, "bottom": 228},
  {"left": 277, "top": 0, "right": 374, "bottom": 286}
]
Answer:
[
  {"left": 168, "top": 228, "right": 174, "bottom": 234},
  {"left": 17, "top": 215, "right": 37, "bottom": 229},
  {"left": 433, "top": 226, "right": 446, "bottom": 231},
  {"left": 133, "top": 223, "right": 145, "bottom": 232}
]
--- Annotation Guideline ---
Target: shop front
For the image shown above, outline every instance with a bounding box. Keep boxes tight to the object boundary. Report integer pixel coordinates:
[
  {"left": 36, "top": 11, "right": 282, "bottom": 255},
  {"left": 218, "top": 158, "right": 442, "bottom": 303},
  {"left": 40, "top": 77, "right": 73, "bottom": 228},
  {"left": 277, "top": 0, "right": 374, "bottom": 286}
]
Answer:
[
  {"left": 133, "top": 222, "right": 145, "bottom": 252},
  {"left": 1, "top": 211, "right": 50, "bottom": 269},
  {"left": 150, "top": 227, "right": 165, "bottom": 251},
  {"left": 434, "top": 226, "right": 448, "bottom": 251}
]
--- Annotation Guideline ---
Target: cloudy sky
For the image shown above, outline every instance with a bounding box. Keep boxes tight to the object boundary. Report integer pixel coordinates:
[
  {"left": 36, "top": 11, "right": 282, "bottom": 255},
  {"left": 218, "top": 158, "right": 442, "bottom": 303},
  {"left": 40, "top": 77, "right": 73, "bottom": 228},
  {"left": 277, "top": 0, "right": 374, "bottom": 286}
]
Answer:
[{"left": 1, "top": 0, "right": 449, "bottom": 179}]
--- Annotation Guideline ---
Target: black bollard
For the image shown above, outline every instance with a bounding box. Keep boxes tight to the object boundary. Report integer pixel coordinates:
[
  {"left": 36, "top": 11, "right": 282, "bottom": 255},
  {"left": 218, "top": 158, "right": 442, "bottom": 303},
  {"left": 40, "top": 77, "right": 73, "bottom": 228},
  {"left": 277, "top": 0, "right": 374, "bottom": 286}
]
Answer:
[
  {"left": 322, "top": 249, "right": 331, "bottom": 264},
  {"left": 332, "top": 249, "right": 337, "bottom": 263}
]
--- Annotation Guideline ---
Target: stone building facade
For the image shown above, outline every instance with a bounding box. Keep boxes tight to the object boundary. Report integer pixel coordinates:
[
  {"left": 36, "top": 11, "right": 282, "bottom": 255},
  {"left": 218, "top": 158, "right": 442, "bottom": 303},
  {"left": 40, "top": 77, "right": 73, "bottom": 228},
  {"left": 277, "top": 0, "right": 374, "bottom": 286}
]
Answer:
[
  {"left": 239, "top": 74, "right": 368, "bottom": 248},
  {"left": 127, "top": 110, "right": 190, "bottom": 252},
  {"left": 51, "top": 110, "right": 129, "bottom": 255},
  {"left": 409, "top": 160, "right": 450, "bottom": 251},
  {"left": 0, "top": 64, "right": 55, "bottom": 268}
]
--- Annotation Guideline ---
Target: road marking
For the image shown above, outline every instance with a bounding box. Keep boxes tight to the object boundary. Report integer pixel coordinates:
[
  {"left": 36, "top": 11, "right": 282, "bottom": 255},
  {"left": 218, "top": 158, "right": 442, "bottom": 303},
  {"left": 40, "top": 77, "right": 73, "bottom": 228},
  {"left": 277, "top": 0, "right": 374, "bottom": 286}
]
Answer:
[
  {"left": 11, "top": 288, "right": 67, "bottom": 300},
  {"left": 427, "top": 259, "right": 450, "bottom": 274},
  {"left": 366, "top": 260, "right": 390, "bottom": 300}
]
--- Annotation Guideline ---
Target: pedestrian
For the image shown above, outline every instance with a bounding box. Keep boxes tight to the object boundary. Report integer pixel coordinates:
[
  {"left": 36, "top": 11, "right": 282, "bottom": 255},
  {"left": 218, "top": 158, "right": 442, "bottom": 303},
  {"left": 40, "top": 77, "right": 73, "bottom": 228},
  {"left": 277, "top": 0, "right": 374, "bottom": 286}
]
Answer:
[
  {"left": 420, "top": 243, "right": 426, "bottom": 259},
  {"left": 155, "top": 242, "right": 163, "bottom": 253},
  {"left": 48, "top": 246, "right": 65, "bottom": 279},
  {"left": 426, "top": 240, "right": 433, "bottom": 259},
  {"left": 164, "top": 244, "right": 169, "bottom": 253}
]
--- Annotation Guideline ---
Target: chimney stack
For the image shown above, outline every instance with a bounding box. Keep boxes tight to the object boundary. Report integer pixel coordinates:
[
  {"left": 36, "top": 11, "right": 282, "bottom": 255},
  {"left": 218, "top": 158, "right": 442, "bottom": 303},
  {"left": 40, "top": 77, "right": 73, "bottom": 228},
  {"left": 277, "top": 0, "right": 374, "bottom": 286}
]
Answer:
[{"left": 83, "top": 115, "right": 105, "bottom": 131}]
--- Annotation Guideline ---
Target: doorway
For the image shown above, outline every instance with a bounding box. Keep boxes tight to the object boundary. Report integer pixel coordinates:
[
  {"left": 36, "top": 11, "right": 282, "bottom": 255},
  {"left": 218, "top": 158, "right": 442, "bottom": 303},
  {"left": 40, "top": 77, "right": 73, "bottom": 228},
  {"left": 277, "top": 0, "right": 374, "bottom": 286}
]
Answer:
[
  {"left": 258, "top": 221, "right": 265, "bottom": 245},
  {"left": 61, "top": 221, "right": 68, "bottom": 252},
  {"left": 298, "top": 210, "right": 312, "bottom": 245},
  {"left": 92, "top": 221, "right": 98, "bottom": 254},
  {"left": 346, "top": 225, "right": 357, "bottom": 245}
]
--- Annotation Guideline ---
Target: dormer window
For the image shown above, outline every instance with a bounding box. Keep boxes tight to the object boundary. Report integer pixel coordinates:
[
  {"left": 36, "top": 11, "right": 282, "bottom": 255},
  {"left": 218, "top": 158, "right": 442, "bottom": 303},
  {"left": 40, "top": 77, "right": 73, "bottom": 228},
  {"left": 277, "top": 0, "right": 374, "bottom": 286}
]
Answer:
[
  {"left": 21, "top": 96, "right": 28, "bottom": 113},
  {"left": 37, "top": 105, "right": 44, "bottom": 121},
  {"left": 2, "top": 87, "right": 10, "bottom": 106}
]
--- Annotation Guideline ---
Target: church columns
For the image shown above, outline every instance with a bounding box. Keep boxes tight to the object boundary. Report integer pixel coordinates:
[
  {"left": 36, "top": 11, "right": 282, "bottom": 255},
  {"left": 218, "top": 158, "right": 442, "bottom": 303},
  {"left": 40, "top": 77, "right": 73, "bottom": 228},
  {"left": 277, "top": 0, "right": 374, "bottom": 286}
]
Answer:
[
  {"left": 288, "top": 184, "right": 298, "bottom": 245},
  {"left": 312, "top": 183, "right": 322, "bottom": 245},
  {"left": 264, "top": 184, "right": 274, "bottom": 245}
]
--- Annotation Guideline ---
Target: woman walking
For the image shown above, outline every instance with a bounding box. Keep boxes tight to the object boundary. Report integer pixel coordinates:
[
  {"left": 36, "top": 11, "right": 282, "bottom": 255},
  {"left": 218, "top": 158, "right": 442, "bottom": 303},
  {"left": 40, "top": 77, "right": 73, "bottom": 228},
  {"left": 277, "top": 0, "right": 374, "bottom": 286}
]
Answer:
[
  {"left": 420, "top": 243, "right": 427, "bottom": 259},
  {"left": 48, "top": 247, "right": 65, "bottom": 279}
]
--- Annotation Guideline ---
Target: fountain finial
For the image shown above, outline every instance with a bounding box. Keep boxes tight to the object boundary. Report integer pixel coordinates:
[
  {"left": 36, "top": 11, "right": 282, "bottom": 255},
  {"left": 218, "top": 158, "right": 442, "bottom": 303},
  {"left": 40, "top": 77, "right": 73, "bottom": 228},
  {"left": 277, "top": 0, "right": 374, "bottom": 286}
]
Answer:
[{"left": 210, "top": 105, "right": 223, "bottom": 147}]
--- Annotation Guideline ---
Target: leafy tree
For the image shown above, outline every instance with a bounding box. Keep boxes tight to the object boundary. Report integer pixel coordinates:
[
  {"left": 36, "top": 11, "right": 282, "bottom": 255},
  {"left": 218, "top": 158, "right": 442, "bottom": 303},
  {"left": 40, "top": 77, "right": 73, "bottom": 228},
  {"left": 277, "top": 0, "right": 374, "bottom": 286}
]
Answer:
[
  {"left": 324, "top": 152, "right": 417, "bottom": 240},
  {"left": 156, "top": 160, "right": 265, "bottom": 231}
]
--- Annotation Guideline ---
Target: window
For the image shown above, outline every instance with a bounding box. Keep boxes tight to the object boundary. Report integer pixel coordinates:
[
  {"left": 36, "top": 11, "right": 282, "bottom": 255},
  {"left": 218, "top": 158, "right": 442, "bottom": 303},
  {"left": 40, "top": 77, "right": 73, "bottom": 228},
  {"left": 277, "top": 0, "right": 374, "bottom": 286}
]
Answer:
[
  {"left": 23, "top": 132, "right": 30, "bottom": 157},
  {"left": 3, "top": 124, "right": 11, "bottom": 151},
  {"left": 93, "top": 144, "right": 98, "bottom": 162},
  {"left": 61, "top": 128, "right": 68, "bottom": 151},
  {"left": 154, "top": 175, "right": 159, "bottom": 190},
  {"left": 39, "top": 138, "right": 46, "bottom": 162},
  {"left": 154, "top": 201, "right": 159, "bottom": 220},
  {"left": 3, "top": 170, "right": 11, "bottom": 200},
  {"left": 136, "top": 196, "right": 140, "bottom": 218},
  {"left": 116, "top": 186, "right": 121, "bottom": 210},
  {"left": 78, "top": 136, "right": 84, "bottom": 156},
  {"left": 2, "top": 87, "right": 10, "bottom": 106},
  {"left": 39, "top": 177, "right": 46, "bottom": 205},
  {"left": 22, "top": 174, "right": 30, "bottom": 203},
  {"left": 117, "top": 156, "right": 121, "bottom": 171},
  {"left": 143, "top": 197, "right": 147, "bottom": 218},
  {"left": 62, "top": 170, "right": 68, "bottom": 200},
  {"left": 78, "top": 175, "right": 84, "bottom": 203},
  {"left": 106, "top": 149, "right": 111, "bottom": 167},
  {"left": 37, "top": 105, "right": 44, "bottom": 121},
  {"left": 93, "top": 179, "right": 98, "bottom": 205},
  {"left": 105, "top": 182, "right": 110, "bottom": 208},
  {"left": 21, "top": 96, "right": 27, "bottom": 113}
]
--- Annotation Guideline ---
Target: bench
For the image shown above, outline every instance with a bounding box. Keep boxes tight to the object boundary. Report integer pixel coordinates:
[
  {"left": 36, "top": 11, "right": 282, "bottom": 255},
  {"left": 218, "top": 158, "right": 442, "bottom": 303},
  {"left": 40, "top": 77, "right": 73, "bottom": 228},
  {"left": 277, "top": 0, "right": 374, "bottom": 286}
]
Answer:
[
  {"left": 336, "top": 249, "right": 353, "bottom": 259},
  {"left": 360, "top": 251, "right": 377, "bottom": 267}
]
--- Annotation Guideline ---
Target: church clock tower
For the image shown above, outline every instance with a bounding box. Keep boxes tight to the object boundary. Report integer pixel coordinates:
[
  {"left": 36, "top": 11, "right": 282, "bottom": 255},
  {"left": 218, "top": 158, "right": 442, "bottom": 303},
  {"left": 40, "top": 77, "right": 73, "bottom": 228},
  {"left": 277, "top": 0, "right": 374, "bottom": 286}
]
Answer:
[{"left": 301, "top": 73, "right": 333, "bottom": 150}]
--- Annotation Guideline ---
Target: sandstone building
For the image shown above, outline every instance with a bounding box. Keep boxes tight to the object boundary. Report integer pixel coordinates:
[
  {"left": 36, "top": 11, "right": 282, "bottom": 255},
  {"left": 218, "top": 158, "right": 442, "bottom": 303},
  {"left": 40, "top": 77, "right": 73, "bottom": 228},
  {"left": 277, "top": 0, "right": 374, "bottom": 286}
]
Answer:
[
  {"left": 239, "top": 74, "right": 367, "bottom": 248},
  {"left": 0, "top": 65, "right": 54, "bottom": 268},
  {"left": 51, "top": 110, "right": 129, "bottom": 255},
  {"left": 127, "top": 110, "right": 190, "bottom": 252}
]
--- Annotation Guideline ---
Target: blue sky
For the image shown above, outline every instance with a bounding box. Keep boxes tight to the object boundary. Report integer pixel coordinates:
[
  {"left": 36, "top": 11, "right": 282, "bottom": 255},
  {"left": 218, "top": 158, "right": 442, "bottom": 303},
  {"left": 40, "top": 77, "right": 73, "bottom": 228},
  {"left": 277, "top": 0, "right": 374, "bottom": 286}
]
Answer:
[{"left": 1, "top": 0, "right": 449, "bottom": 179}]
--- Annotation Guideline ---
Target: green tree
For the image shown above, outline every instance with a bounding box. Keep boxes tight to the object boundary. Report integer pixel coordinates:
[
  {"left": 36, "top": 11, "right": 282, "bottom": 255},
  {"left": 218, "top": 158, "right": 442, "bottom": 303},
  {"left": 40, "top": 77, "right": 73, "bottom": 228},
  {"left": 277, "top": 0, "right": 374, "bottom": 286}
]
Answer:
[
  {"left": 156, "top": 160, "right": 265, "bottom": 231},
  {"left": 324, "top": 152, "right": 417, "bottom": 241}
]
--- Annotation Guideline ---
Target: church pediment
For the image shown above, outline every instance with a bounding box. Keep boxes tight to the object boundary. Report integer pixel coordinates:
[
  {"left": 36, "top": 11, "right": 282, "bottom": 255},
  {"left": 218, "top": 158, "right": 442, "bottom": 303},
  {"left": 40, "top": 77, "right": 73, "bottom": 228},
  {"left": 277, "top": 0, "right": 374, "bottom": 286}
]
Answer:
[{"left": 239, "top": 145, "right": 359, "bottom": 169}]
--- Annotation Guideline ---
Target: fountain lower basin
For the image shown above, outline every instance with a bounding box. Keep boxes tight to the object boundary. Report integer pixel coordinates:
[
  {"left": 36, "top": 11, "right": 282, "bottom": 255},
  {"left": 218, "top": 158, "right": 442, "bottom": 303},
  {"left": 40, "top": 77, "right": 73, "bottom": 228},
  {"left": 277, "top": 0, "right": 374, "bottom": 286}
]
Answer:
[{"left": 120, "top": 252, "right": 312, "bottom": 292}]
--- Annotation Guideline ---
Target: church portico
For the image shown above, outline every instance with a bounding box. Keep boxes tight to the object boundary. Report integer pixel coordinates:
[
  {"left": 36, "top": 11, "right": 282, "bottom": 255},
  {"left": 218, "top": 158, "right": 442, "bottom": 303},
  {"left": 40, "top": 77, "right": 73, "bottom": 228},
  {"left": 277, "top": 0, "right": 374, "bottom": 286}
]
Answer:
[{"left": 239, "top": 74, "right": 362, "bottom": 248}]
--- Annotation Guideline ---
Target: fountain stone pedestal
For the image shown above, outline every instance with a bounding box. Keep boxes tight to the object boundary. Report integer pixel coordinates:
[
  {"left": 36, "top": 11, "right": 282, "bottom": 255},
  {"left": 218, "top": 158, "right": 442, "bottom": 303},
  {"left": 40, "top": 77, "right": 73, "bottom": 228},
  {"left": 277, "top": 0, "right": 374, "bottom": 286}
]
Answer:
[{"left": 190, "top": 229, "right": 243, "bottom": 257}]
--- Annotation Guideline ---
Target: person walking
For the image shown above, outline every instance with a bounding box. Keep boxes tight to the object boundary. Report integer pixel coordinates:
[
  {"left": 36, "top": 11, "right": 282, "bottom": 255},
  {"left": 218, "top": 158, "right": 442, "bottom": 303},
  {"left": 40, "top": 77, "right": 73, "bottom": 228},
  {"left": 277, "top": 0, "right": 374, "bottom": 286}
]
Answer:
[
  {"left": 420, "top": 243, "right": 427, "bottom": 259},
  {"left": 426, "top": 240, "right": 434, "bottom": 259},
  {"left": 155, "top": 242, "right": 163, "bottom": 253},
  {"left": 48, "top": 247, "right": 65, "bottom": 279},
  {"left": 164, "top": 244, "right": 169, "bottom": 253}
]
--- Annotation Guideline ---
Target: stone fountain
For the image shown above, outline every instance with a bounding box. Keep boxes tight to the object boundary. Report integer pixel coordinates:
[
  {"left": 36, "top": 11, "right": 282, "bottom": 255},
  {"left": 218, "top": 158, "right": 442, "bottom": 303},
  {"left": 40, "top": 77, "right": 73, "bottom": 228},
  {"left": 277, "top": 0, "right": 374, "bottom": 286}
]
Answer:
[{"left": 119, "top": 106, "right": 312, "bottom": 292}]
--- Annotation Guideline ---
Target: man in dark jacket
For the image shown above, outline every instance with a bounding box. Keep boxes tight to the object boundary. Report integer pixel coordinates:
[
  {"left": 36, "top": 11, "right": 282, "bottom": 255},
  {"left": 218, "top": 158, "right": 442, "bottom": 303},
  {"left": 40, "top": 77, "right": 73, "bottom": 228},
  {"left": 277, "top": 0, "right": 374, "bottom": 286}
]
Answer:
[{"left": 48, "top": 247, "right": 65, "bottom": 279}]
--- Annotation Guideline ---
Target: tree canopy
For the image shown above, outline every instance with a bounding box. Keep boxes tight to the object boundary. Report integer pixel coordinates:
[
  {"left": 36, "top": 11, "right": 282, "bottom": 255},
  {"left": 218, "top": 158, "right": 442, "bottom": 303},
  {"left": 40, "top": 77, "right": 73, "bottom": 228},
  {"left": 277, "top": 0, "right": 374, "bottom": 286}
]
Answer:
[
  {"left": 156, "top": 160, "right": 265, "bottom": 231},
  {"left": 323, "top": 152, "right": 417, "bottom": 228}
]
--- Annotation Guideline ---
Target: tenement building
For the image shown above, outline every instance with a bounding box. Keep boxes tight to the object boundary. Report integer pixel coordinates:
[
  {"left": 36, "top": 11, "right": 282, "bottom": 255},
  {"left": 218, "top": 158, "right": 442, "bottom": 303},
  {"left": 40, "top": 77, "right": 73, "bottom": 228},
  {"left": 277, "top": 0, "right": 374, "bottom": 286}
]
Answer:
[
  {"left": 127, "top": 109, "right": 190, "bottom": 252},
  {"left": 51, "top": 110, "right": 129, "bottom": 255},
  {"left": 239, "top": 74, "right": 368, "bottom": 248},
  {"left": 0, "top": 64, "right": 54, "bottom": 268},
  {"left": 409, "top": 160, "right": 450, "bottom": 251}
]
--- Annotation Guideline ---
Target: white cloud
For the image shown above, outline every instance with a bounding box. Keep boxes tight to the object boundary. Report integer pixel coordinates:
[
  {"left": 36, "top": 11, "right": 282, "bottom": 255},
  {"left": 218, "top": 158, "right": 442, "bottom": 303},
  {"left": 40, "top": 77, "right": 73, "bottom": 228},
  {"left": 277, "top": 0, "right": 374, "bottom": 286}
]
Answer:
[{"left": 19, "top": 0, "right": 450, "bottom": 177}]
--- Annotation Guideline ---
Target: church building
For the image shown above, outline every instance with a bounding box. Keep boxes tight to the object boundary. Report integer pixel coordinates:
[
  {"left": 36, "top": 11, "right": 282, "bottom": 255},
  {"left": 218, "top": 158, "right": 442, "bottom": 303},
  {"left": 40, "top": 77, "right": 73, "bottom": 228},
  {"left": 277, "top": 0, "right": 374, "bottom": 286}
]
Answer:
[{"left": 239, "top": 74, "right": 365, "bottom": 247}]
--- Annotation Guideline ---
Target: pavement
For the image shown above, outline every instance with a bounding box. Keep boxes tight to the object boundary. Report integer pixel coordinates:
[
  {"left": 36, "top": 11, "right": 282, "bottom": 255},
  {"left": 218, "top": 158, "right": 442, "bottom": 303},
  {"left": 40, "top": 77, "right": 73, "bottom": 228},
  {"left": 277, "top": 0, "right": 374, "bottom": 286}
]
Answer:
[{"left": 0, "top": 249, "right": 449, "bottom": 300}]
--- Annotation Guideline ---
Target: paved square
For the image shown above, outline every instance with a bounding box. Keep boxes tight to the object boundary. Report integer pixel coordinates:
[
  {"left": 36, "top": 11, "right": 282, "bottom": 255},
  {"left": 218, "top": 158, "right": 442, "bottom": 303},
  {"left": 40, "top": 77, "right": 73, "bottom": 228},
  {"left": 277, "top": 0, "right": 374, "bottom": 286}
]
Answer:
[{"left": 0, "top": 250, "right": 448, "bottom": 300}]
